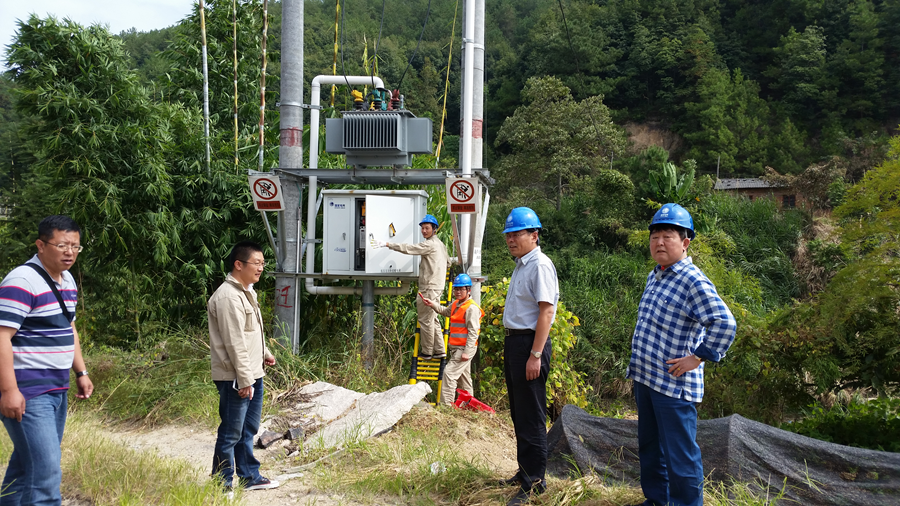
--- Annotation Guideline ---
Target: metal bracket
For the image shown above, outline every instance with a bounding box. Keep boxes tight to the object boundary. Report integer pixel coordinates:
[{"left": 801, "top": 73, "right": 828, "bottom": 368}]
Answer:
[{"left": 276, "top": 101, "right": 323, "bottom": 110}]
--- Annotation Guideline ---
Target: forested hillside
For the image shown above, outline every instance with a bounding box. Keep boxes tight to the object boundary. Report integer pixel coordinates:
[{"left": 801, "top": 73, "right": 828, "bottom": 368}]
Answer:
[{"left": 1, "top": 0, "right": 899, "bottom": 435}]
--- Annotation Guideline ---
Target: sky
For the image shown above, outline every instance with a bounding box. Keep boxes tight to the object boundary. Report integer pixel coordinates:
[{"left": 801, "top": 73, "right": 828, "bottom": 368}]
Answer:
[{"left": 2, "top": 0, "right": 195, "bottom": 61}]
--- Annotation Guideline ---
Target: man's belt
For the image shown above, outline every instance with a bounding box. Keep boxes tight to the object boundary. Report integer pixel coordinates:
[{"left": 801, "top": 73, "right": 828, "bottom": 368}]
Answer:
[{"left": 504, "top": 328, "right": 534, "bottom": 336}]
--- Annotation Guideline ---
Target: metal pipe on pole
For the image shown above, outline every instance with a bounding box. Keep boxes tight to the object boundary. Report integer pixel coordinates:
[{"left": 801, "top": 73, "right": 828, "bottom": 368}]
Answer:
[
  {"left": 304, "top": 75, "right": 403, "bottom": 297},
  {"left": 461, "top": 0, "right": 486, "bottom": 305},
  {"left": 459, "top": 0, "right": 476, "bottom": 267},
  {"left": 275, "top": 0, "right": 304, "bottom": 351}
]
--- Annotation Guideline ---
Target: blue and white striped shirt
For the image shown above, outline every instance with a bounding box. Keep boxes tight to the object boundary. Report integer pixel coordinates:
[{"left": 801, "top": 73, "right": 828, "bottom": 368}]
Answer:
[
  {"left": 626, "top": 257, "right": 736, "bottom": 402},
  {"left": 0, "top": 255, "right": 77, "bottom": 400}
]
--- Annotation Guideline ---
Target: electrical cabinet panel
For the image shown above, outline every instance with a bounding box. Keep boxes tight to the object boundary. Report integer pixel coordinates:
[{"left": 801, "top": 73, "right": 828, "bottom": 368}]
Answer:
[{"left": 321, "top": 190, "right": 428, "bottom": 278}]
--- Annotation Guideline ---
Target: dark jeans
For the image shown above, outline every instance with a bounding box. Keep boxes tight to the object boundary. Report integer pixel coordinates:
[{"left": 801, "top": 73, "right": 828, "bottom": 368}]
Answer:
[
  {"left": 634, "top": 381, "right": 704, "bottom": 506},
  {"left": 504, "top": 333, "right": 552, "bottom": 488},
  {"left": 213, "top": 377, "right": 264, "bottom": 487}
]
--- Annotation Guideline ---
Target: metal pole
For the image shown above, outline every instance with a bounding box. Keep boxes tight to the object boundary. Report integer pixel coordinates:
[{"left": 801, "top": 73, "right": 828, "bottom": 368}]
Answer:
[
  {"left": 459, "top": 0, "right": 476, "bottom": 265},
  {"left": 362, "top": 280, "right": 375, "bottom": 369},
  {"left": 470, "top": 0, "right": 486, "bottom": 305},
  {"left": 275, "top": 0, "right": 304, "bottom": 350}
]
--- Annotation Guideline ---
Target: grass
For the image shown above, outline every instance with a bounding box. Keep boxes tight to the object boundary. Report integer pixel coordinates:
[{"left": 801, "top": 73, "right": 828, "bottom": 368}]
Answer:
[
  {"left": 0, "top": 327, "right": 808, "bottom": 504},
  {"left": 0, "top": 412, "right": 234, "bottom": 506}
]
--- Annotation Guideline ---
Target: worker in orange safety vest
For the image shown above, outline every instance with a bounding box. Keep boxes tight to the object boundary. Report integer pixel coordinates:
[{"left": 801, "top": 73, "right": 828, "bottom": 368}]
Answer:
[{"left": 420, "top": 273, "right": 484, "bottom": 406}]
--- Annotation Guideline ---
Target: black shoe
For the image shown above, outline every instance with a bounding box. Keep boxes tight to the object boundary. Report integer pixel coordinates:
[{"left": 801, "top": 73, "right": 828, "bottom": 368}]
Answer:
[
  {"left": 507, "top": 488, "right": 530, "bottom": 506},
  {"left": 433, "top": 352, "right": 447, "bottom": 359},
  {"left": 506, "top": 480, "right": 546, "bottom": 506},
  {"left": 418, "top": 354, "right": 432, "bottom": 361},
  {"left": 498, "top": 476, "right": 520, "bottom": 487}
]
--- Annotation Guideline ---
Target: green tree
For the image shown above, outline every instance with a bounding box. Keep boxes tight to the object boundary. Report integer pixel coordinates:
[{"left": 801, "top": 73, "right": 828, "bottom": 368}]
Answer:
[
  {"left": 827, "top": 0, "right": 884, "bottom": 128},
  {"left": 765, "top": 26, "right": 829, "bottom": 122},
  {"left": 5, "top": 15, "right": 268, "bottom": 344},
  {"left": 494, "top": 76, "right": 626, "bottom": 209}
]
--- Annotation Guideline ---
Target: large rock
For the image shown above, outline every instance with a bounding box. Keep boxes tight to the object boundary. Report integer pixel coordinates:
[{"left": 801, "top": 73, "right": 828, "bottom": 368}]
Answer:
[{"left": 297, "top": 381, "right": 432, "bottom": 450}]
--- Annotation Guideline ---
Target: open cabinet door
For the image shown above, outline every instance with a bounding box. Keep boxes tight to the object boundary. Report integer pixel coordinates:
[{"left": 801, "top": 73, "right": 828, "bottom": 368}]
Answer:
[{"left": 365, "top": 195, "right": 418, "bottom": 276}]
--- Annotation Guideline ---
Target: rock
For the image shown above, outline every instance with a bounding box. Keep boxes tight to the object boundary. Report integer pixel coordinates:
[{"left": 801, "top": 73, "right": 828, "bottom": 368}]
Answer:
[
  {"left": 305, "top": 382, "right": 431, "bottom": 450},
  {"left": 256, "top": 430, "right": 283, "bottom": 448},
  {"left": 285, "top": 427, "right": 305, "bottom": 440}
]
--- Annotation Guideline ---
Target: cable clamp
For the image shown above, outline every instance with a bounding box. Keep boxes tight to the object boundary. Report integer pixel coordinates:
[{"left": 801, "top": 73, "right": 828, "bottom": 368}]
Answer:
[
  {"left": 276, "top": 101, "right": 322, "bottom": 110},
  {"left": 462, "top": 39, "right": 485, "bottom": 50}
]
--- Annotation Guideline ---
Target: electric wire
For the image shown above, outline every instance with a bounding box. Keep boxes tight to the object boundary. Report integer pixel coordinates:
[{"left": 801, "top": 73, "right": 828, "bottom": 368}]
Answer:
[
  {"left": 435, "top": 0, "right": 460, "bottom": 166},
  {"left": 339, "top": 0, "right": 353, "bottom": 100},
  {"left": 555, "top": 0, "right": 610, "bottom": 165},
  {"left": 371, "top": 0, "right": 386, "bottom": 88},
  {"left": 397, "top": 0, "right": 432, "bottom": 91}
]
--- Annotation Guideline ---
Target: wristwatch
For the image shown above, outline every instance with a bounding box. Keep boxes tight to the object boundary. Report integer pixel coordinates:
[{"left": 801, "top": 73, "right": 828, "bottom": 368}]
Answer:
[
  {"left": 75, "top": 370, "right": 89, "bottom": 377},
  {"left": 530, "top": 350, "right": 542, "bottom": 359}
]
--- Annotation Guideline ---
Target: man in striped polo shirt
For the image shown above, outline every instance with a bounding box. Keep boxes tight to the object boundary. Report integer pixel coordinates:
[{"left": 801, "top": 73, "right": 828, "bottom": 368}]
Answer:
[{"left": 0, "top": 215, "right": 94, "bottom": 505}]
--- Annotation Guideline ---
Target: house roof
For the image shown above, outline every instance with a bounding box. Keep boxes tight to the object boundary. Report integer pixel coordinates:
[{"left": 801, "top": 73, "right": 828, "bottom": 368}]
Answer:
[{"left": 714, "top": 178, "right": 786, "bottom": 190}]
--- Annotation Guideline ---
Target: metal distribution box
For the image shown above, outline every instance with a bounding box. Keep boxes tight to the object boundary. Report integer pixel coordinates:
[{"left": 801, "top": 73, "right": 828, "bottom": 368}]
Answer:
[{"left": 321, "top": 189, "right": 428, "bottom": 279}]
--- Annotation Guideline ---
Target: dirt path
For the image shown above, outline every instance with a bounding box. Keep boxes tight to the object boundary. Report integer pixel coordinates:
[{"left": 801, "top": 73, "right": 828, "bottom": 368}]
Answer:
[
  {"left": 100, "top": 420, "right": 380, "bottom": 506},
  {"left": 96, "top": 404, "right": 519, "bottom": 505}
]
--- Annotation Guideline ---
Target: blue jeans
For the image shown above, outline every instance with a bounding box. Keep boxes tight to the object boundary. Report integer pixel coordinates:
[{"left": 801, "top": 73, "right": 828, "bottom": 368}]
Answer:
[
  {"left": 634, "top": 382, "right": 703, "bottom": 506},
  {"left": 1, "top": 391, "right": 68, "bottom": 506},
  {"left": 212, "top": 378, "right": 263, "bottom": 487}
]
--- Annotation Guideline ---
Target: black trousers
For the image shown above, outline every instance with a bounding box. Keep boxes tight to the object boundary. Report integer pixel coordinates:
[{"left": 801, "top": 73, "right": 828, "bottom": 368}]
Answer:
[{"left": 504, "top": 332, "right": 552, "bottom": 487}]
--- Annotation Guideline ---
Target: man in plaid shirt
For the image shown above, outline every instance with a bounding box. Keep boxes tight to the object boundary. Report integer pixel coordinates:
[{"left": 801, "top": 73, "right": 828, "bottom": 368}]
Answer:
[{"left": 626, "top": 203, "right": 736, "bottom": 506}]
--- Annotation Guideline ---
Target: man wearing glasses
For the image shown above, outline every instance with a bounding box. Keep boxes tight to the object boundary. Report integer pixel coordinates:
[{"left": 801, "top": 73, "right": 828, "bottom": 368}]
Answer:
[
  {"left": 498, "top": 207, "right": 559, "bottom": 506},
  {"left": 0, "top": 215, "right": 94, "bottom": 505},
  {"left": 208, "top": 241, "right": 279, "bottom": 493}
]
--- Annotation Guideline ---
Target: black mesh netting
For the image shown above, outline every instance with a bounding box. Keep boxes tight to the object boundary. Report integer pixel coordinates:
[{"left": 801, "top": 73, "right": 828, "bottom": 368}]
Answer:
[{"left": 547, "top": 404, "right": 900, "bottom": 505}]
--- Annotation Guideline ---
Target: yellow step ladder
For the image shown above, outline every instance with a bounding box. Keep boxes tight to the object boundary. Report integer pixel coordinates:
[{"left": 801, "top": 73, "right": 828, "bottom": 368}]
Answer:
[{"left": 408, "top": 278, "right": 453, "bottom": 405}]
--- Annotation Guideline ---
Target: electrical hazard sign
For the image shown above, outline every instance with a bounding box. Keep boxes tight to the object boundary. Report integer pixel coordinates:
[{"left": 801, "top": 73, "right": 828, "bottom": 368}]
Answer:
[
  {"left": 446, "top": 177, "right": 481, "bottom": 214},
  {"left": 248, "top": 174, "right": 286, "bottom": 211}
]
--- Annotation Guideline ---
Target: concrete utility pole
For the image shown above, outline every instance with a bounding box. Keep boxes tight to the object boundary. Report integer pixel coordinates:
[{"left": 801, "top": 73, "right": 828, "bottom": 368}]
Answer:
[
  {"left": 460, "top": 0, "right": 486, "bottom": 304},
  {"left": 275, "top": 0, "right": 304, "bottom": 351}
]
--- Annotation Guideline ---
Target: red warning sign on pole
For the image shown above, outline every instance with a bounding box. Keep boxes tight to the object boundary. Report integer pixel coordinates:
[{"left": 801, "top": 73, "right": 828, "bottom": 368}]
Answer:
[
  {"left": 248, "top": 174, "right": 286, "bottom": 211},
  {"left": 446, "top": 177, "right": 480, "bottom": 214}
]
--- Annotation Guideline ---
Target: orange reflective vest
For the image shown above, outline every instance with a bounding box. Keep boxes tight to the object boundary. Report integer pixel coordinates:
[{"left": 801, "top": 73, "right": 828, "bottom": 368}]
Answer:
[{"left": 448, "top": 299, "right": 484, "bottom": 347}]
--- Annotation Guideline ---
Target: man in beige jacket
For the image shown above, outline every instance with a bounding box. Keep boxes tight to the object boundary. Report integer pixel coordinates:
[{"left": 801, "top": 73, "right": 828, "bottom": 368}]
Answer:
[
  {"left": 209, "top": 241, "right": 279, "bottom": 492},
  {"left": 381, "top": 214, "right": 450, "bottom": 359}
]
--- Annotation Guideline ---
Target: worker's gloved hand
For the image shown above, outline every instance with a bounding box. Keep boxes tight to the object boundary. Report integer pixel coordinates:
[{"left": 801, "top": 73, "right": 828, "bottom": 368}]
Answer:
[{"left": 372, "top": 241, "right": 386, "bottom": 249}]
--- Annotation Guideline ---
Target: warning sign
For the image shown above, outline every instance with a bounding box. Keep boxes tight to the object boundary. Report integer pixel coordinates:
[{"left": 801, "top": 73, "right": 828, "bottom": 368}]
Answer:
[
  {"left": 446, "top": 177, "right": 480, "bottom": 214},
  {"left": 248, "top": 174, "right": 286, "bottom": 211}
]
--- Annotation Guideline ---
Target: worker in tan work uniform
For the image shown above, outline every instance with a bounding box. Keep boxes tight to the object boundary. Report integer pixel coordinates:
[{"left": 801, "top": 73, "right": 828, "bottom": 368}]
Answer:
[
  {"left": 421, "top": 273, "right": 483, "bottom": 405},
  {"left": 376, "top": 214, "right": 450, "bottom": 359}
]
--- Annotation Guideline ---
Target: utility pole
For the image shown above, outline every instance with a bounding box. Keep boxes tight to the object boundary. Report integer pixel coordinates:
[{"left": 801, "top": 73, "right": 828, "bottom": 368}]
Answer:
[
  {"left": 460, "top": 0, "right": 486, "bottom": 304},
  {"left": 275, "top": 0, "right": 304, "bottom": 351}
]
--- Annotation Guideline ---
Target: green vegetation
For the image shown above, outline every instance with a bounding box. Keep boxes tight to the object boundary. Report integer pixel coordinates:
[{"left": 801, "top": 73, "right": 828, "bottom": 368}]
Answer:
[
  {"left": 0, "top": 0, "right": 898, "bottom": 479},
  {"left": 782, "top": 398, "right": 900, "bottom": 452}
]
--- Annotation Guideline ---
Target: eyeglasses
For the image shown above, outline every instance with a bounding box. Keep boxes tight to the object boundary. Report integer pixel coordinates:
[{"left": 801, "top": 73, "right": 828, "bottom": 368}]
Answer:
[
  {"left": 504, "top": 230, "right": 532, "bottom": 240},
  {"left": 240, "top": 260, "right": 266, "bottom": 268},
  {"left": 43, "top": 241, "right": 83, "bottom": 253}
]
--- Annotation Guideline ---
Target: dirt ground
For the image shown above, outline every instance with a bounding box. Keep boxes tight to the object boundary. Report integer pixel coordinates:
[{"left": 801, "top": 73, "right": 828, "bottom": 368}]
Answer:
[{"left": 93, "top": 402, "right": 519, "bottom": 505}]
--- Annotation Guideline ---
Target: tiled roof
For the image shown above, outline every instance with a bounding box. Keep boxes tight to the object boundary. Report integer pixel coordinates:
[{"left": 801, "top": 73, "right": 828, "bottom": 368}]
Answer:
[{"left": 714, "top": 178, "right": 786, "bottom": 190}]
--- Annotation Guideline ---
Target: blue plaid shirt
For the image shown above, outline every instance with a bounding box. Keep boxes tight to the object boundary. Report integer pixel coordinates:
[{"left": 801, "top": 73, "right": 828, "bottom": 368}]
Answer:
[{"left": 626, "top": 257, "right": 736, "bottom": 402}]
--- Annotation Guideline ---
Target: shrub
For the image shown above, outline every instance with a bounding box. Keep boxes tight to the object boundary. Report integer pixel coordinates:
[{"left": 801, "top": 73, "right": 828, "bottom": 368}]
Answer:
[
  {"left": 477, "top": 280, "right": 589, "bottom": 417},
  {"left": 781, "top": 398, "right": 900, "bottom": 452}
]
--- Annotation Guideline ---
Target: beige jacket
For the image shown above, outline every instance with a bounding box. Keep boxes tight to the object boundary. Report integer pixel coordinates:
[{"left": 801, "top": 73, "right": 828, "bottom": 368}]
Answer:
[
  {"left": 387, "top": 235, "right": 449, "bottom": 290},
  {"left": 209, "top": 274, "right": 272, "bottom": 388}
]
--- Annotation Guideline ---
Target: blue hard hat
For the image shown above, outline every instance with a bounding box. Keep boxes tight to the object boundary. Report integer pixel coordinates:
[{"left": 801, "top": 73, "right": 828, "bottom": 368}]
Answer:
[
  {"left": 503, "top": 207, "right": 542, "bottom": 233},
  {"left": 419, "top": 214, "right": 439, "bottom": 228},
  {"left": 453, "top": 273, "right": 472, "bottom": 287},
  {"left": 649, "top": 203, "right": 695, "bottom": 240}
]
